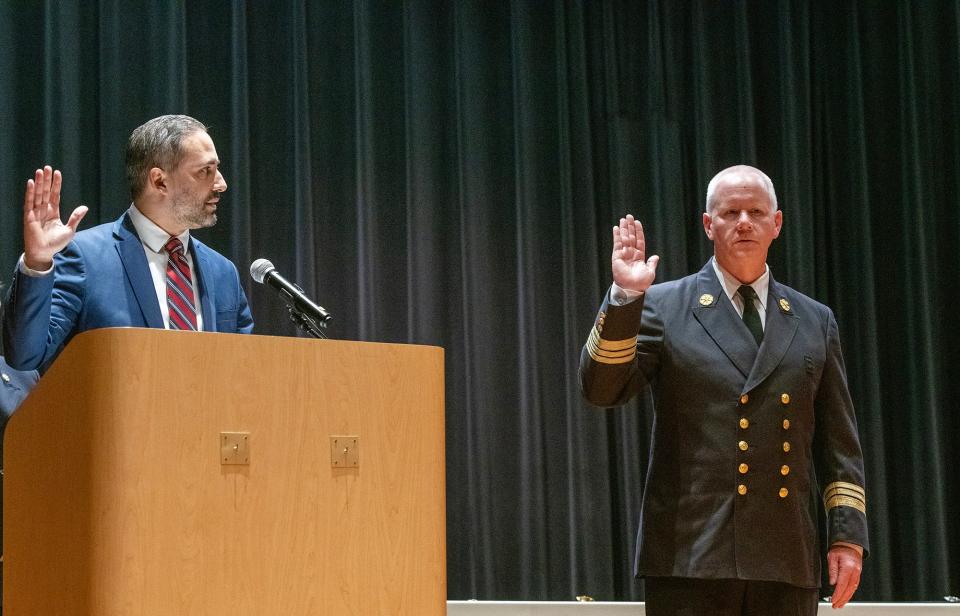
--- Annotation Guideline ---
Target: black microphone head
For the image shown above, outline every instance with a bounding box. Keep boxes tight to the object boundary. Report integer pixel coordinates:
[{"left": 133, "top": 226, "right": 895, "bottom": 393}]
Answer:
[{"left": 250, "top": 258, "right": 276, "bottom": 284}]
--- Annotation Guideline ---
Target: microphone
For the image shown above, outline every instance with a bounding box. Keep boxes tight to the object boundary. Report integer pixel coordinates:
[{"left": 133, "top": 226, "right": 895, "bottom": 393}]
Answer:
[{"left": 250, "top": 259, "right": 332, "bottom": 333}]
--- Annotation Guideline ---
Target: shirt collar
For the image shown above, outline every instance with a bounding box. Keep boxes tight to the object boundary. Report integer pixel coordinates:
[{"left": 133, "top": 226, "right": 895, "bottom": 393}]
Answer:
[
  {"left": 711, "top": 257, "right": 770, "bottom": 307},
  {"left": 127, "top": 204, "right": 191, "bottom": 255}
]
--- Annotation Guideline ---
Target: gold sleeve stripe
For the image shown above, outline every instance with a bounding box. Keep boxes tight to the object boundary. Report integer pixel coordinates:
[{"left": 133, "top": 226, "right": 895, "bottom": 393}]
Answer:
[
  {"left": 823, "top": 481, "right": 865, "bottom": 498},
  {"left": 588, "top": 350, "right": 636, "bottom": 364},
  {"left": 824, "top": 487, "right": 865, "bottom": 501},
  {"left": 588, "top": 328, "right": 638, "bottom": 352},
  {"left": 590, "top": 347, "right": 635, "bottom": 359},
  {"left": 823, "top": 481, "right": 866, "bottom": 514},
  {"left": 825, "top": 495, "right": 866, "bottom": 515},
  {"left": 586, "top": 329, "right": 636, "bottom": 365}
]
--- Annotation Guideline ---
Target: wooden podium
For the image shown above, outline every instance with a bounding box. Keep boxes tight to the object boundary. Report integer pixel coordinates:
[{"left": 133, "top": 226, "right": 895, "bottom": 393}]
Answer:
[{"left": 2, "top": 328, "right": 446, "bottom": 615}]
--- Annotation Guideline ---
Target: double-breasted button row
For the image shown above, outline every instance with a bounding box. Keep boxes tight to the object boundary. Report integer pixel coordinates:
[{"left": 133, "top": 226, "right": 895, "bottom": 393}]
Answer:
[
  {"left": 735, "top": 392, "right": 793, "bottom": 498},
  {"left": 780, "top": 392, "right": 791, "bottom": 497}
]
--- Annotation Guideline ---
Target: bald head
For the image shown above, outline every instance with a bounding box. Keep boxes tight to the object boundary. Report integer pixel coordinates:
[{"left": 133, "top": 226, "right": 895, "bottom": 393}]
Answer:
[{"left": 705, "top": 165, "right": 778, "bottom": 213}]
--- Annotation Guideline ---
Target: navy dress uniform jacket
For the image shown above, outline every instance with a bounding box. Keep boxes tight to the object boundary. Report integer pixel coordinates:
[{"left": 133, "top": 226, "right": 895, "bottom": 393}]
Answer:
[
  {"left": 580, "top": 260, "right": 868, "bottom": 589},
  {"left": 3, "top": 211, "right": 254, "bottom": 373}
]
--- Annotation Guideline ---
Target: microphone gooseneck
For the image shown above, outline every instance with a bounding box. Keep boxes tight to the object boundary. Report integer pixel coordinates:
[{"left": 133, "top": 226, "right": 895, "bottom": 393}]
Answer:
[{"left": 249, "top": 259, "right": 331, "bottom": 338}]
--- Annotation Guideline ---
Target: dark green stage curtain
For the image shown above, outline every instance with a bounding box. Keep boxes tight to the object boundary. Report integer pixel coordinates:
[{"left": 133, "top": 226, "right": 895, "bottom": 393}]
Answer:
[{"left": 1, "top": 0, "right": 957, "bottom": 602}]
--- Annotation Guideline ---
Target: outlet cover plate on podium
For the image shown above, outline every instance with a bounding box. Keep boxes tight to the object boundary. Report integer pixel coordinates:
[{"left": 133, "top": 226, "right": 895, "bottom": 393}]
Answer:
[{"left": 330, "top": 435, "right": 360, "bottom": 468}]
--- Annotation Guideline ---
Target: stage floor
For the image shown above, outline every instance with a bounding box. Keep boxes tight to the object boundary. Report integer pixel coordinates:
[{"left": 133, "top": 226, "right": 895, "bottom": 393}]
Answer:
[{"left": 448, "top": 601, "right": 960, "bottom": 615}]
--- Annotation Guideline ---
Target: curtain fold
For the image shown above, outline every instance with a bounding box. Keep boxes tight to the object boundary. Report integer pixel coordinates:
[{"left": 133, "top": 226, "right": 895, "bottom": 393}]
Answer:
[{"left": 1, "top": 0, "right": 956, "bottom": 602}]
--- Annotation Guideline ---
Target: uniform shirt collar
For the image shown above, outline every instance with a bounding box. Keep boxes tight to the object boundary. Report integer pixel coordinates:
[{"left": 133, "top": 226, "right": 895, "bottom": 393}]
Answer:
[
  {"left": 127, "top": 204, "right": 191, "bottom": 255},
  {"left": 711, "top": 256, "right": 770, "bottom": 308}
]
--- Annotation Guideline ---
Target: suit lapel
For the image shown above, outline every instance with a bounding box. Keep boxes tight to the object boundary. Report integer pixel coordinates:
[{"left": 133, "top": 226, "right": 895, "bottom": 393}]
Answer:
[
  {"left": 114, "top": 214, "right": 164, "bottom": 328},
  {"left": 744, "top": 278, "right": 799, "bottom": 392},
  {"left": 191, "top": 241, "right": 217, "bottom": 332},
  {"left": 691, "top": 263, "right": 758, "bottom": 379}
]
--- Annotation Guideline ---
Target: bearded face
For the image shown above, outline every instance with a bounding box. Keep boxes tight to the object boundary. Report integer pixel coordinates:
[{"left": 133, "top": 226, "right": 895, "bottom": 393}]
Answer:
[{"left": 166, "top": 131, "right": 226, "bottom": 231}]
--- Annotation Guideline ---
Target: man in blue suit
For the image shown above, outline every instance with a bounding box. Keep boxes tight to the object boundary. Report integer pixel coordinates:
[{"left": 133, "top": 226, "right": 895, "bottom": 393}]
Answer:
[
  {"left": 3, "top": 115, "right": 253, "bottom": 373},
  {"left": 580, "top": 166, "right": 867, "bottom": 615}
]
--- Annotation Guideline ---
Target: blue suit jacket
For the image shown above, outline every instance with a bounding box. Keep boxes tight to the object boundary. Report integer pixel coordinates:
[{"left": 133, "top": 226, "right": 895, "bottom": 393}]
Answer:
[{"left": 3, "top": 212, "right": 253, "bottom": 373}]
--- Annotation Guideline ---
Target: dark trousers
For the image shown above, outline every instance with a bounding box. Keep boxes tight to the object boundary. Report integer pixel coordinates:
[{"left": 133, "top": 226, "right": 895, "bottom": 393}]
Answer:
[{"left": 645, "top": 576, "right": 819, "bottom": 616}]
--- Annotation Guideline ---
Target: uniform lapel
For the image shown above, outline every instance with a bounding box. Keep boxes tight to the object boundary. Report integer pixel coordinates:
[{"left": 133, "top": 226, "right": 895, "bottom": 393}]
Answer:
[
  {"left": 114, "top": 213, "right": 164, "bottom": 328},
  {"left": 743, "top": 277, "right": 799, "bottom": 392},
  {"left": 190, "top": 240, "right": 216, "bottom": 332},
  {"left": 691, "top": 262, "right": 757, "bottom": 379}
]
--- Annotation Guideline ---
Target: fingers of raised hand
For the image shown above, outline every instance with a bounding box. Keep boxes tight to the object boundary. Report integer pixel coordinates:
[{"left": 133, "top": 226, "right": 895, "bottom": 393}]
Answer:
[
  {"left": 617, "top": 215, "right": 644, "bottom": 256},
  {"left": 32, "top": 168, "right": 46, "bottom": 209},
  {"left": 647, "top": 254, "right": 660, "bottom": 273},
  {"left": 619, "top": 217, "right": 633, "bottom": 249},
  {"left": 50, "top": 168, "right": 63, "bottom": 208},
  {"left": 633, "top": 219, "right": 645, "bottom": 256},
  {"left": 612, "top": 225, "right": 623, "bottom": 252},
  {"left": 66, "top": 205, "right": 89, "bottom": 232},
  {"left": 38, "top": 166, "right": 54, "bottom": 208},
  {"left": 23, "top": 178, "right": 36, "bottom": 213}
]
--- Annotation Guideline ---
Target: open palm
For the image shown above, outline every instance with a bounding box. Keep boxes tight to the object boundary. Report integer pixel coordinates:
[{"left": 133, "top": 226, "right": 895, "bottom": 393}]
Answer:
[
  {"left": 611, "top": 214, "right": 659, "bottom": 292},
  {"left": 23, "top": 166, "right": 88, "bottom": 270}
]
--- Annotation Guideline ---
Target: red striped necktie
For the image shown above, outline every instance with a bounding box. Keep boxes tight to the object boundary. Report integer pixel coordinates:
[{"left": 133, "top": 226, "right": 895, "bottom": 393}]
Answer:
[{"left": 164, "top": 237, "right": 198, "bottom": 331}]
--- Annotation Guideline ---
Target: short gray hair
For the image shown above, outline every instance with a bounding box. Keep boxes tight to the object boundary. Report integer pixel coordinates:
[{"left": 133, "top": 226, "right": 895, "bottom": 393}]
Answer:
[
  {"left": 125, "top": 115, "right": 208, "bottom": 200},
  {"left": 705, "top": 165, "right": 778, "bottom": 213}
]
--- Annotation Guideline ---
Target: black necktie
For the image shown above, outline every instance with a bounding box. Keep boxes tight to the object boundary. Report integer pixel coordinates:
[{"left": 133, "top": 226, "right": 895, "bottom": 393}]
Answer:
[{"left": 738, "top": 285, "right": 763, "bottom": 346}]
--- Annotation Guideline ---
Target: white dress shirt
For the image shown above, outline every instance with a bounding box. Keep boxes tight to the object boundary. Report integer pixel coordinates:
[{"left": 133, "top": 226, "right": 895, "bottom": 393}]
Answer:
[
  {"left": 711, "top": 258, "right": 769, "bottom": 330},
  {"left": 125, "top": 205, "right": 203, "bottom": 331}
]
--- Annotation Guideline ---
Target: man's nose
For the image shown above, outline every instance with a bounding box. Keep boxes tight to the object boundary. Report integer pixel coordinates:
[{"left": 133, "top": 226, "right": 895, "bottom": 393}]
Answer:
[
  {"left": 736, "top": 211, "right": 752, "bottom": 228},
  {"left": 214, "top": 170, "right": 228, "bottom": 193}
]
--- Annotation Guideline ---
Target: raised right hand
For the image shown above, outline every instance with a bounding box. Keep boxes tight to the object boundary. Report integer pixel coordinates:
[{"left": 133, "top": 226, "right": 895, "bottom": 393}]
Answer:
[
  {"left": 23, "top": 166, "right": 88, "bottom": 270},
  {"left": 612, "top": 214, "right": 659, "bottom": 293}
]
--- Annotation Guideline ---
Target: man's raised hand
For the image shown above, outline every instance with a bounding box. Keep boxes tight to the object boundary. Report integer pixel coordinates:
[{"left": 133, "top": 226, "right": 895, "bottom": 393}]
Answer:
[
  {"left": 23, "top": 166, "right": 88, "bottom": 271},
  {"left": 612, "top": 214, "right": 659, "bottom": 293}
]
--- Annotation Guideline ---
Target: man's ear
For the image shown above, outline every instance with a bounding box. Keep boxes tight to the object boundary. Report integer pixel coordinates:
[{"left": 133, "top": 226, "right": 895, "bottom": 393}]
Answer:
[
  {"left": 773, "top": 209, "right": 783, "bottom": 238},
  {"left": 702, "top": 211, "right": 714, "bottom": 240},
  {"left": 146, "top": 167, "right": 167, "bottom": 195}
]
